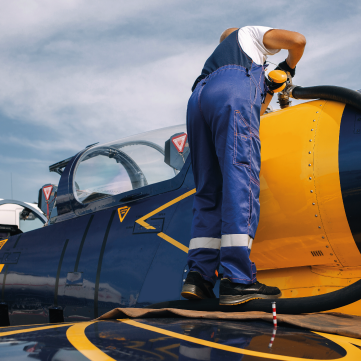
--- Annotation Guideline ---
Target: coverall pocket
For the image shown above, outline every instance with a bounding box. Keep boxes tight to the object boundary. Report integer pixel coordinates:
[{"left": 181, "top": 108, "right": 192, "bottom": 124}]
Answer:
[{"left": 233, "top": 110, "right": 251, "bottom": 166}]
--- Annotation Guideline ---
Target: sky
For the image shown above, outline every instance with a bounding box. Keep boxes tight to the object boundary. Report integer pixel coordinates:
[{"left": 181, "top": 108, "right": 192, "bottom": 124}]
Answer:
[{"left": 1, "top": 0, "right": 360, "bottom": 202}]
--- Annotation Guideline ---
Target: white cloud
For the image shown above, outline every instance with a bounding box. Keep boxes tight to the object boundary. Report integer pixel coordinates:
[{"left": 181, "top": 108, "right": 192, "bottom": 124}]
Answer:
[
  {"left": 1, "top": 0, "right": 361, "bottom": 201},
  {"left": 0, "top": 37, "right": 211, "bottom": 146},
  {"left": 0, "top": 1, "right": 166, "bottom": 44},
  {"left": 0, "top": 154, "right": 51, "bottom": 165},
  {"left": 1, "top": 135, "right": 80, "bottom": 153}
]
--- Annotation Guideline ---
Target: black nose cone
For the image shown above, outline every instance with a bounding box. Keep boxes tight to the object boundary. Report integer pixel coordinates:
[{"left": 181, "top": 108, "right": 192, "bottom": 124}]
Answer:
[{"left": 339, "top": 105, "right": 361, "bottom": 251}]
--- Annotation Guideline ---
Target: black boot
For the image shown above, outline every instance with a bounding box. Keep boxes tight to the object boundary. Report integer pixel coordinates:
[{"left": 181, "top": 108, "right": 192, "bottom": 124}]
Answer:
[
  {"left": 181, "top": 271, "right": 216, "bottom": 300},
  {"left": 220, "top": 279, "right": 281, "bottom": 305}
]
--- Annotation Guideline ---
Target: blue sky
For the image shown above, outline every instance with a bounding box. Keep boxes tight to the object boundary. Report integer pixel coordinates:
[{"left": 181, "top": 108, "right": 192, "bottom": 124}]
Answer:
[{"left": 1, "top": 0, "right": 360, "bottom": 202}]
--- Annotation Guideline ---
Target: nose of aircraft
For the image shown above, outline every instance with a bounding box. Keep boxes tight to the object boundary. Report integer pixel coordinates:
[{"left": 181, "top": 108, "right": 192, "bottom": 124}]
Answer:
[{"left": 339, "top": 104, "right": 361, "bottom": 252}]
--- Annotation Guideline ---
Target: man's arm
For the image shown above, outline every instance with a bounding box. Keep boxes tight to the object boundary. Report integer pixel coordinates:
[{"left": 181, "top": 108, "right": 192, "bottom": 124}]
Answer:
[
  {"left": 261, "top": 93, "right": 273, "bottom": 116},
  {"left": 263, "top": 29, "right": 306, "bottom": 69},
  {"left": 260, "top": 30, "right": 306, "bottom": 116}
]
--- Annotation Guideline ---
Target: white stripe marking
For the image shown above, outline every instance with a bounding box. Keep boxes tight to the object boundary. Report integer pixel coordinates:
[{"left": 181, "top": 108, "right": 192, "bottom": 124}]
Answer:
[
  {"left": 221, "top": 234, "right": 253, "bottom": 249},
  {"left": 189, "top": 237, "right": 221, "bottom": 250}
]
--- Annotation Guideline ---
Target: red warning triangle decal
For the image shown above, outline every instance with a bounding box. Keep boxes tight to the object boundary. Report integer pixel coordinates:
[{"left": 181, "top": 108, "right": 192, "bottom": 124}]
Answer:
[
  {"left": 172, "top": 133, "right": 187, "bottom": 153},
  {"left": 43, "top": 185, "right": 53, "bottom": 201}
]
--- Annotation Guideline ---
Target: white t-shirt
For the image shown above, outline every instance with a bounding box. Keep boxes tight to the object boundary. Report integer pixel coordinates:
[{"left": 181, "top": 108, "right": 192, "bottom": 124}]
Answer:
[{"left": 238, "top": 26, "right": 280, "bottom": 65}]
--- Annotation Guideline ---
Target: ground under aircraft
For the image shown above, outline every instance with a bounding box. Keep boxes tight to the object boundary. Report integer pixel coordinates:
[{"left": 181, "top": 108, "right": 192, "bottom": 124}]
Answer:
[{"left": 0, "top": 80, "right": 360, "bottom": 360}]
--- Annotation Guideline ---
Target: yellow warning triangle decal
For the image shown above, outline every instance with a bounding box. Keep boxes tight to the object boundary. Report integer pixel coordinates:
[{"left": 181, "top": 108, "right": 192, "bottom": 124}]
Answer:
[
  {"left": 118, "top": 206, "right": 130, "bottom": 222},
  {"left": 0, "top": 239, "right": 8, "bottom": 250}
]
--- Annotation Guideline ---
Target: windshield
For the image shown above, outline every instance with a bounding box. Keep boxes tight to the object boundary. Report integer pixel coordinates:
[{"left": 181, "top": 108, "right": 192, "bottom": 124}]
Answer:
[
  {"left": 74, "top": 124, "right": 189, "bottom": 204},
  {"left": 19, "top": 208, "right": 44, "bottom": 232}
]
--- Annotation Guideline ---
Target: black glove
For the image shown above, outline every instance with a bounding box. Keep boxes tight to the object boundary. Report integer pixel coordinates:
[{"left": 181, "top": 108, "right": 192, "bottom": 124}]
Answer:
[{"left": 275, "top": 60, "right": 296, "bottom": 78}]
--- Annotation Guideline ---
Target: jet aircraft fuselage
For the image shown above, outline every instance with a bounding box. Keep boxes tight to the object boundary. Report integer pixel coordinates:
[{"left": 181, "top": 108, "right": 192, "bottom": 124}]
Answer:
[{"left": 0, "top": 99, "right": 360, "bottom": 326}]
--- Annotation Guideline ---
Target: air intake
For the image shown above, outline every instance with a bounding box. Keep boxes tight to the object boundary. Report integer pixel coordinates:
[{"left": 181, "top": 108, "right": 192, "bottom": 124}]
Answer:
[{"left": 311, "top": 250, "right": 324, "bottom": 257}]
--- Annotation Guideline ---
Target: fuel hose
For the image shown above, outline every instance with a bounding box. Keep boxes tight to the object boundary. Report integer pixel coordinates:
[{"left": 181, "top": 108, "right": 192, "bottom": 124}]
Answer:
[
  {"left": 149, "top": 278, "right": 361, "bottom": 314},
  {"left": 292, "top": 85, "right": 361, "bottom": 112}
]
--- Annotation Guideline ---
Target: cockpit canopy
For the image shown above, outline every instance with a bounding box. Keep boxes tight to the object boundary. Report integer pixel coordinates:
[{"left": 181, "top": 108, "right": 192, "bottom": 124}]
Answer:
[{"left": 73, "top": 125, "right": 189, "bottom": 205}]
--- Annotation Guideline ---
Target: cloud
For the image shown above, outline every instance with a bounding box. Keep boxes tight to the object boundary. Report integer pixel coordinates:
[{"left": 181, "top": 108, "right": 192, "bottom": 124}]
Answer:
[
  {"left": 0, "top": 154, "right": 51, "bottom": 165},
  {"left": 2, "top": 135, "right": 81, "bottom": 153},
  {"left": 1, "top": 0, "right": 361, "bottom": 201}
]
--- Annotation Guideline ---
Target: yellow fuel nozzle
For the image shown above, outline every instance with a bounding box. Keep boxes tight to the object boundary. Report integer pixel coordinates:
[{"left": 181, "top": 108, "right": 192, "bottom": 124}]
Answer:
[
  {"left": 267, "top": 70, "right": 287, "bottom": 93},
  {"left": 268, "top": 70, "right": 287, "bottom": 83}
]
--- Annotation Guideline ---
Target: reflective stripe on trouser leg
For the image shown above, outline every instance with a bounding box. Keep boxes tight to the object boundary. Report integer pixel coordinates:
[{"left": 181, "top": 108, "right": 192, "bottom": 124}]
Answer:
[
  {"left": 187, "top": 237, "right": 221, "bottom": 284},
  {"left": 221, "top": 234, "right": 257, "bottom": 285}
]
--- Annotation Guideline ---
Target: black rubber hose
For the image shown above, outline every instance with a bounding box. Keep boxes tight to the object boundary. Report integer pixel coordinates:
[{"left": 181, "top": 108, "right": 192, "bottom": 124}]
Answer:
[
  {"left": 149, "top": 279, "right": 361, "bottom": 314},
  {"left": 292, "top": 85, "right": 361, "bottom": 112}
]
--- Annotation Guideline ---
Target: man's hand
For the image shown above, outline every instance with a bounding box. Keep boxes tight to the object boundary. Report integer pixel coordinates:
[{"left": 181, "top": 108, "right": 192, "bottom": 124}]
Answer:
[
  {"left": 263, "top": 29, "right": 306, "bottom": 72},
  {"left": 275, "top": 60, "right": 296, "bottom": 78}
]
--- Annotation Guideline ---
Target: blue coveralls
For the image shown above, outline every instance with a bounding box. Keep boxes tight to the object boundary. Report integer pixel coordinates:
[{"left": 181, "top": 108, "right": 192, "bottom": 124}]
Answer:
[{"left": 187, "top": 30, "right": 267, "bottom": 285}]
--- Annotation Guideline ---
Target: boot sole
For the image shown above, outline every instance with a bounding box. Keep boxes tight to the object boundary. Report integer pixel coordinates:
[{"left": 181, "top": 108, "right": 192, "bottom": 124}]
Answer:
[
  {"left": 219, "top": 292, "right": 282, "bottom": 306},
  {"left": 181, "top": 284, "right": 207, "bottom": 300}
]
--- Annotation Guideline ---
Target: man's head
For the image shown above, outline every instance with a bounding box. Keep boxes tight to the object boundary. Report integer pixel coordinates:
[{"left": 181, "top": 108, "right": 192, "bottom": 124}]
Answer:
[{"left": 220, "top": 28, "right": 239, "bottom": 43}]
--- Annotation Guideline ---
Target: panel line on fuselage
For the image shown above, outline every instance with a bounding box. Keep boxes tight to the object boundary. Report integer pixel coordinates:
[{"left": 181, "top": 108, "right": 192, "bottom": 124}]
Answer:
[
  {"left": 94, "top": 210, "right": 116, "bottom": 319},
  {"left": 54, "top": 239, "right": 69, "bottom": 306},
  {"left": 74, "top": 214, "right": 94, "bottom": 272}
]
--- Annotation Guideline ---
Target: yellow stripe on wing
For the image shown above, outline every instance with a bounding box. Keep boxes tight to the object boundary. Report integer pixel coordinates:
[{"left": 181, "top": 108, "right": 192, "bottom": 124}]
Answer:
[
  {"left": 0, "top": 323, "right": 73, "bottom": 337},
  {"left": 66, "top": 321, "right": 115, "bottom": 361},
  {"left": 136, "top": 189, "right": 196, "bottom": 229},
  {"left": 135, "top": 189, "right": 196, "bottom": 253},
  {"left": 157, "top": 232, "right": 189, "bottom": 253}
]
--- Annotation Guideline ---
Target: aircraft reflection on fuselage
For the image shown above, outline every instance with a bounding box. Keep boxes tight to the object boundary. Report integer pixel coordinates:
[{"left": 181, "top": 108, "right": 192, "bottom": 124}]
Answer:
[{"left": 4, "top": 273, "right": 137, "bottom": 323}]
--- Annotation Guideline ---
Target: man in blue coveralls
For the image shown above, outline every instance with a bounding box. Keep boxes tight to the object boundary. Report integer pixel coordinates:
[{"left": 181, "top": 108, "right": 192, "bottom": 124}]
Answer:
[{"left": 181, "top": 26, "right": 306, "bottom": 305}]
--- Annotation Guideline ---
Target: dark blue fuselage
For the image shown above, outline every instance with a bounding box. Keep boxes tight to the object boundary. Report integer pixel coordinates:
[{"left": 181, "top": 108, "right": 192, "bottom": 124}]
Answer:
[{"left": 0, "top": 154, "right": 196, "bottom": 325}]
